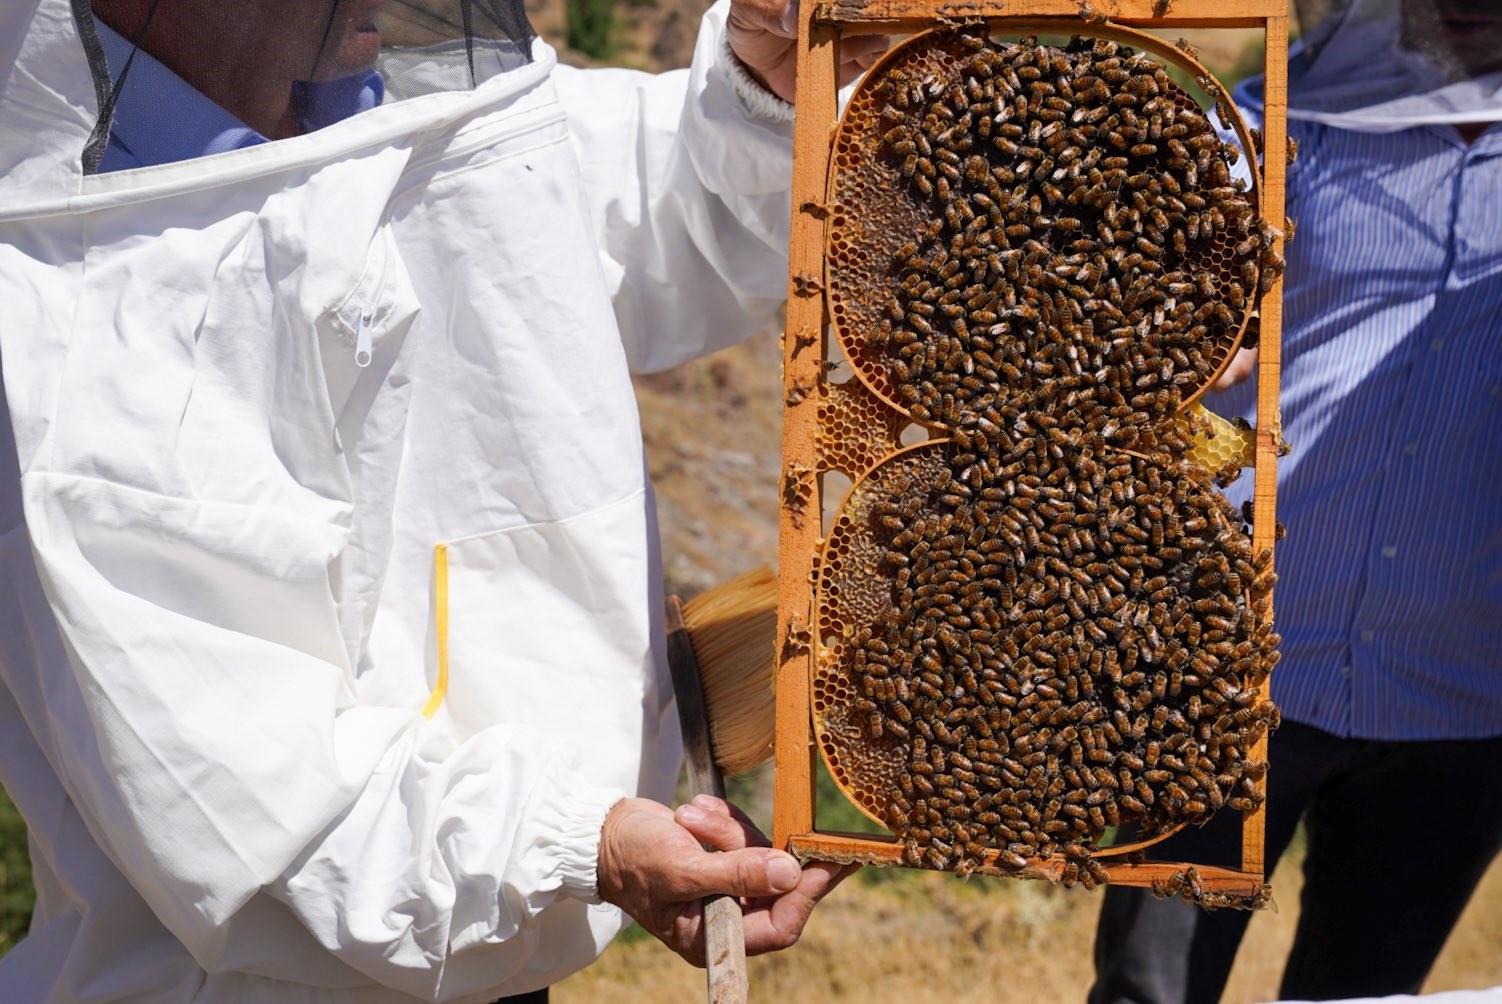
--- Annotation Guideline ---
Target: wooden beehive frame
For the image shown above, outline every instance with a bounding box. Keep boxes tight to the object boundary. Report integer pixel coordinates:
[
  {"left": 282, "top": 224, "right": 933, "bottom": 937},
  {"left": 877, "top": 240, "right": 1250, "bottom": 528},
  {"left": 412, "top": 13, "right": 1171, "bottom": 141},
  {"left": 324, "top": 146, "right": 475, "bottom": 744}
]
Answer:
[{"left": 774, "top": 0, "right": 1289, "bottom": 900}]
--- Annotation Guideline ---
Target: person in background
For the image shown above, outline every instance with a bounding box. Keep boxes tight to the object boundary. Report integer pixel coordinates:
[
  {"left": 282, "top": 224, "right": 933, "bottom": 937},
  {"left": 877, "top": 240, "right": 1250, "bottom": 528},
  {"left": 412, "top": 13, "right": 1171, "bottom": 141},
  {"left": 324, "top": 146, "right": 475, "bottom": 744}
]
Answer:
[
  {"left": 1089, "top": 0, "right": 1502, "bottom": 1000},
  {"left": 0, "top": 0, "right": 887, "bottom": 1000}
]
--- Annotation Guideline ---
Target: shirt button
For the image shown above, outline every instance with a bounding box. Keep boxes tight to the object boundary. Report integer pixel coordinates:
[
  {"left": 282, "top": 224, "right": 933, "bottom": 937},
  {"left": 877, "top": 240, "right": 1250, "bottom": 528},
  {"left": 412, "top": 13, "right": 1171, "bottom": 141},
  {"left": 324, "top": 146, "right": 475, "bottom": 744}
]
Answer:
[
  {"left": 1431, "top": 337, "right": 1445, "bottom": 351},
  {"left": 1402, "top": 442, "right": 1418, "bottom": 456},
  {"left": 1340, "top": 665, "right": 1353, "bottom": 679},
  {"left": 1381, "top": 544, "right": 1397, "bottom": 558},
  {"left": 1360, "top": 630, "right": 1375, "bottom": 643}
]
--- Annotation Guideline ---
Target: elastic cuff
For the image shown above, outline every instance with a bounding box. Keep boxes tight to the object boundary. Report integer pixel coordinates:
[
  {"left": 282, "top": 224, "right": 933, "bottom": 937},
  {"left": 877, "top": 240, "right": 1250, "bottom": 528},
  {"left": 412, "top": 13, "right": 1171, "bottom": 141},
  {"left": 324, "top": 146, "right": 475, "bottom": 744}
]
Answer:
[
  {"left": 556, "top": 787, "right": 629, "bottom": 904},
  {"left": 722, "top": 38, "right": 795, "bottom": 124}
]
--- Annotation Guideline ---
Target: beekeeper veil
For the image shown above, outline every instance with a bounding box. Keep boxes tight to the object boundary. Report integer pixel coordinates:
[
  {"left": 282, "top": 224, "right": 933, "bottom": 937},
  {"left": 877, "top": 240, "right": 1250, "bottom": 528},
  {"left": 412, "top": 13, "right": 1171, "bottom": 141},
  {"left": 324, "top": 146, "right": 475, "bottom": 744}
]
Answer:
[
  {"left": 75, "top": 0, "right": 537, "bottom": 171},
  {"left": 0, "top": 0, "right": 539, "bottom": 196},
  {"left": 1241, "top": 0, "right": 1502, "bottom": 130}
]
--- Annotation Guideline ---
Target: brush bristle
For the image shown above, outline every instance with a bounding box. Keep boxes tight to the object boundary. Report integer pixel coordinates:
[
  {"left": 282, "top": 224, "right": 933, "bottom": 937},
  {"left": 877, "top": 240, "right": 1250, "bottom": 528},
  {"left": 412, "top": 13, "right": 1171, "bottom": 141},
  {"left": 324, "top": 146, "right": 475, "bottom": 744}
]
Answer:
[{"left": 681, "top": 567, "right": 778, "bottom": 776}]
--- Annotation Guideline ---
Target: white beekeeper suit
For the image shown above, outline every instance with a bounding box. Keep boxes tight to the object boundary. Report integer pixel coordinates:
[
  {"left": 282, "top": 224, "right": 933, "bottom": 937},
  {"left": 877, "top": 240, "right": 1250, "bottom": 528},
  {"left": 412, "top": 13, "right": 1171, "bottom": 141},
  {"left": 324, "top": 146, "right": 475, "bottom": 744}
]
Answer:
[{"left": 0, "top": 0, "right": 794, "bottom": 999}]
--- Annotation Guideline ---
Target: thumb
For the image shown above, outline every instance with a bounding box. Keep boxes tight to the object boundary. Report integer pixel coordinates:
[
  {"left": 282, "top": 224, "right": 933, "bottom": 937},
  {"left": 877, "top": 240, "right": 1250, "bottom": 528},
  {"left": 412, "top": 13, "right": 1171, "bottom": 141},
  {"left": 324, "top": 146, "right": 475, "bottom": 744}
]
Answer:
[
  {"left": 677, "top": 846, "right": 803, "bottom": 900},
  {"left": 775, "top": 0, "right": 800, "bottom": 37},
  {"left": 732, "top": 0, "right": 800, "bottom": 38}
]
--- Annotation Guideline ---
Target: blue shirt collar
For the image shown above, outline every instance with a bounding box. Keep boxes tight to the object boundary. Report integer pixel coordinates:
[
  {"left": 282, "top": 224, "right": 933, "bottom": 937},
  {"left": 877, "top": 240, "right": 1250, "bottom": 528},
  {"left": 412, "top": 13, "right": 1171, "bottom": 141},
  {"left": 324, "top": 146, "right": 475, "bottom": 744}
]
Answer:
[{"left": 94, "top": 21, "right": 383, "bottom": 172}]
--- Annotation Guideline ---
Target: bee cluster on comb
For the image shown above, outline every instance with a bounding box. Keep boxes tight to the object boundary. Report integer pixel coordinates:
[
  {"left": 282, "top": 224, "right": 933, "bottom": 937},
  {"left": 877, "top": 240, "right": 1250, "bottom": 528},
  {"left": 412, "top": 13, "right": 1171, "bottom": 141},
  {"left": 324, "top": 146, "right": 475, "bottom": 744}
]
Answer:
[
  {"left": 856, "top": 31, "right": 1282, "bottom": 431},
  {"left": 810, "top": 29, "right": 1284, "bottom": 889}
]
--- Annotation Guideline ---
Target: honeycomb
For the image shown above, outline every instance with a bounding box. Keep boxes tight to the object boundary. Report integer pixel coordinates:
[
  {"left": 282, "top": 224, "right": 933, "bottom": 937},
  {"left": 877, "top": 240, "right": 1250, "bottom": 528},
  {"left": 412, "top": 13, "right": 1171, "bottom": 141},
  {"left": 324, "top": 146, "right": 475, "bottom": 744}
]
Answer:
[
  {"left": 814, "top": 444, "right": 951, "bottom": 808},
  {"left": 804, "top": 28, "right": 1281, "bottom": 886},
  {"left": 815, "top": 438, "right": 1279, "bottom": 879},
  {"left": 1181, "top": 402, "right": 1256, "bottom": 474},
  {"left": 817, "top": 377, "right": 909, "bottom": 480}
]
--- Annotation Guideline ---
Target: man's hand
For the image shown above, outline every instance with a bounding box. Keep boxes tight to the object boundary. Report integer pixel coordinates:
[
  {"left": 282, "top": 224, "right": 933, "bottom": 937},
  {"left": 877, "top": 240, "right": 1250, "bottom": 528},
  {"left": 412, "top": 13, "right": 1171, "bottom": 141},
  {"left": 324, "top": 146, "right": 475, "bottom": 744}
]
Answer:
[
  {"left": 1213, "top": 347, "right": 1259, "bottom": 392},
  {"left": 596, "top": 795, "right": 854, "bottom": 965},
  {"left": 727, "top": 0, "right": 891, "bottom": 104}
]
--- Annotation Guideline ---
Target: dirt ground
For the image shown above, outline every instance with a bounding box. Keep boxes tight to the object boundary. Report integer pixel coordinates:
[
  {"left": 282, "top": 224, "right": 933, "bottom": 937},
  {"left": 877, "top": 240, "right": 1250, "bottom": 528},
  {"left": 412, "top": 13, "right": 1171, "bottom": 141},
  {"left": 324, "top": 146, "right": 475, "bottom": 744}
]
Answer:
[{"left": 554, "top": 841, "right": 1502, "bottom": 1003}]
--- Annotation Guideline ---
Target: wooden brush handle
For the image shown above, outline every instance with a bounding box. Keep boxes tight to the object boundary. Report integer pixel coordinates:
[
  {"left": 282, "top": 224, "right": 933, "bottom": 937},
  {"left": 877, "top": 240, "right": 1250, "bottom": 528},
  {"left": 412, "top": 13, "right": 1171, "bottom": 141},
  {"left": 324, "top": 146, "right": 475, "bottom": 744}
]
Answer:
[{"left": 666, "top": 597, "right": 749, "bottom": 1004}]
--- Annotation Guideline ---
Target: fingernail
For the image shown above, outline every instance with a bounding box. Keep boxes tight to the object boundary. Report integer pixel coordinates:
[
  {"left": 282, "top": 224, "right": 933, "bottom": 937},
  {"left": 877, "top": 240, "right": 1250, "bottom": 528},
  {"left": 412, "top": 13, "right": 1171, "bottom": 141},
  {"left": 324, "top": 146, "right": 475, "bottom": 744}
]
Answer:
[
  {"left": 677, "top": 804, "right": 707, "bottom": 824},
  {"left": 778, "top": 0, "right": 799, "bottom": 37},
  {"left": 767, "top": 853, "right": 801, "bottom": 892},
  {"left": 691, "top": 793, "right": 719, "bottom": 809}
]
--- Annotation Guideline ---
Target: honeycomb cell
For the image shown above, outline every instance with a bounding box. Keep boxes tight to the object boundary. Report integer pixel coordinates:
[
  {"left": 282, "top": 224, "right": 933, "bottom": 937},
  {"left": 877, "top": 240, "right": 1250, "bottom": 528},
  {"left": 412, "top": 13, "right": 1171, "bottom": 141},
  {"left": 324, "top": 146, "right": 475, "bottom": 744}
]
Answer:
[
  {"left": 813, "top": 443, "right": 953, "bottom": 827},
  {"left": 818, "top": 378, "right": 909, "bottom": 480},
  {"left": 1180, "top": 402, "right": 1256, "bottom": 474}
]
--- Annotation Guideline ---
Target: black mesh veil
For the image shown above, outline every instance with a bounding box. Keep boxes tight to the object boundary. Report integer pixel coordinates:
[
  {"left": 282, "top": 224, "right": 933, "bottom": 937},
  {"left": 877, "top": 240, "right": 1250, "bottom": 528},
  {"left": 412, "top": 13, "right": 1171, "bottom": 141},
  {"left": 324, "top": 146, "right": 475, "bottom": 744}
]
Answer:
[
  {"left": 376, "top": 0, "right": 539, "bottom": 97},
  {"left": 1293, "top": 0, "right": 1502, "bottom": 83},
  {"left": 80, "top": 0, "right": 538, "bottom": 173},
  {"left": 1245, "top": 0, "right": 1502, "bottom": 130},
  {"left": 380, "top": 0, "right": 537, "bottom": 55}
]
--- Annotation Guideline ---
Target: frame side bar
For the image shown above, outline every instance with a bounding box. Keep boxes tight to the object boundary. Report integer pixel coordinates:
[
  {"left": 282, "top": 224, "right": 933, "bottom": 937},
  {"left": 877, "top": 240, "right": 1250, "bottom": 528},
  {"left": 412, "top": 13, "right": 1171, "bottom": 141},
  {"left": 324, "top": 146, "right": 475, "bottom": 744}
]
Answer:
[
  {"left": 1243, "top": 11, "right": 1289, "bottom": 883},
  {"left": 774, "top": 13, "right": 840, "bottom": 850}
]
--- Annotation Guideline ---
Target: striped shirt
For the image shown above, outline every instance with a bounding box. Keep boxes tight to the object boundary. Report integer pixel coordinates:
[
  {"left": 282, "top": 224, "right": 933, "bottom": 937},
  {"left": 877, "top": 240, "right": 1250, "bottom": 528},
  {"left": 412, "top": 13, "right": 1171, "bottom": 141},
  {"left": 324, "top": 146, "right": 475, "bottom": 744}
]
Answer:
[
  {"left": 1208, "top": 98, "right": 1502, "bottom": 740},
  {"left": 93, "top": 21, "right": 383, "bottom": 173}
]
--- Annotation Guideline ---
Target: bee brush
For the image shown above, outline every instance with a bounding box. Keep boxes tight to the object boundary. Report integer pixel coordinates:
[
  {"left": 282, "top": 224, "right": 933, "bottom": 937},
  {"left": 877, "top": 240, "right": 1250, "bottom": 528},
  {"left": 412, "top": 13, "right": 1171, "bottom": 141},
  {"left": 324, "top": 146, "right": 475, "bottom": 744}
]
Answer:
[{"left": 675, "top": 566, "right": 778, "bottom": 777}]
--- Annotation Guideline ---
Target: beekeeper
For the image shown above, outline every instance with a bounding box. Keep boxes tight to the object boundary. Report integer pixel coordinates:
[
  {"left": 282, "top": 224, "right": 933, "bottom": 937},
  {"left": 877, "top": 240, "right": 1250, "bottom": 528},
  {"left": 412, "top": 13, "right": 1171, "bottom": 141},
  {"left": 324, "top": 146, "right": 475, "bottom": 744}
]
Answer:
[
  {"left": 1090, "top": 1, "right": 1502, "bottom": 1002},
  {"left": 0, "top": 0, "right": 885, "bottom": 1000}
]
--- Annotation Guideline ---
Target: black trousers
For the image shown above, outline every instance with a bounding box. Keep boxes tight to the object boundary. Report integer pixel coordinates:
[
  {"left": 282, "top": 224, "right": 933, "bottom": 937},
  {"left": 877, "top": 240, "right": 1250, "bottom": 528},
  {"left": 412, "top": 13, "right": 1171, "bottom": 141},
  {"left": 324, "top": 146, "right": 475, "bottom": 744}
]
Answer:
[
  {"left": 1089, "top": 721, "right": 1502, "bottom": 1004},
  {"left": 496, "top": 992, "right": 547, "bottom": 1003}
]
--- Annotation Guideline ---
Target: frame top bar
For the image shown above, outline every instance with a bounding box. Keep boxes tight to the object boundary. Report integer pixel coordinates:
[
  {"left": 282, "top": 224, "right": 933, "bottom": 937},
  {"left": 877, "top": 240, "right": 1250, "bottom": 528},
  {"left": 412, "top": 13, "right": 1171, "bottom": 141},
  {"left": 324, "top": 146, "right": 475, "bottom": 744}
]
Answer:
[{"left": 815, "top": 0, "right": 1285, "bottom": 25}]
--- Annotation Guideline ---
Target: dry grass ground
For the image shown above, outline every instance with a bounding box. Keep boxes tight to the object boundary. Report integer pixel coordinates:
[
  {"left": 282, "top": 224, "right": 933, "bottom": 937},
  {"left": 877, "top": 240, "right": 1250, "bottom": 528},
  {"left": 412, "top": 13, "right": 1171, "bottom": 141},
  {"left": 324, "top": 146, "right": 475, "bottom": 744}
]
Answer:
[{"left": 556, "top": 847, "right": 1502, "bottom": 1003}]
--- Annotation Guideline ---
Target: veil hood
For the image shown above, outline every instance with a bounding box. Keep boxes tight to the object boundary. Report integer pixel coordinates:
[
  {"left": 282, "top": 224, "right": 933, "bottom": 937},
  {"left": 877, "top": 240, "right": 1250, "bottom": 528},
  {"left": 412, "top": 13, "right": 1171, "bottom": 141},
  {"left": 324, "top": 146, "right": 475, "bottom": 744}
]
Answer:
[{"left": 1238, "top": 0, "right": 1502, "bottom": 131}]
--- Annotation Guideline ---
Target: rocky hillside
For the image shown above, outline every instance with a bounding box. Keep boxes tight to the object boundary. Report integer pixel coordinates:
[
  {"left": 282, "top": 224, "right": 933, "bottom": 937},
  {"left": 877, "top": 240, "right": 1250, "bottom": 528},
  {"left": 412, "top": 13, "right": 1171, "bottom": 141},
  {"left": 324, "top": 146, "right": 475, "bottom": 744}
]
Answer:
[{"left": 528, "top": 0, "right": 712, "bottom": 71}]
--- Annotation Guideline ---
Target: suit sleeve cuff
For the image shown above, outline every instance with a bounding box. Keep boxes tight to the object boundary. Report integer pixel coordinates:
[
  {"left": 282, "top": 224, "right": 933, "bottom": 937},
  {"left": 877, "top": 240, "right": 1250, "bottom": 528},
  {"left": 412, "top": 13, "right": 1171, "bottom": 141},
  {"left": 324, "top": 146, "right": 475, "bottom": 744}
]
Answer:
[
  {"left": 721, "top": 37, "right": 796, "bottom": 124},
  {"left": 554, "top": 787, "right": 629, "bottom": 903}
]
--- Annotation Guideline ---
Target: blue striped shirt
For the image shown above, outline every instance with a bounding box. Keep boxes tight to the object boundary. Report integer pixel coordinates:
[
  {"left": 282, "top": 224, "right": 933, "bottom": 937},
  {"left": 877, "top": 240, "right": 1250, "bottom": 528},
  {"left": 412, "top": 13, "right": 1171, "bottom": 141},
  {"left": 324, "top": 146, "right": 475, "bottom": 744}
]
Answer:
[
  {"left": 93, "top": 21, "right": 383, "bottom": 173},
  {"left": 1208, "top": 93, "right": 1502, "bottom": 740}
]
